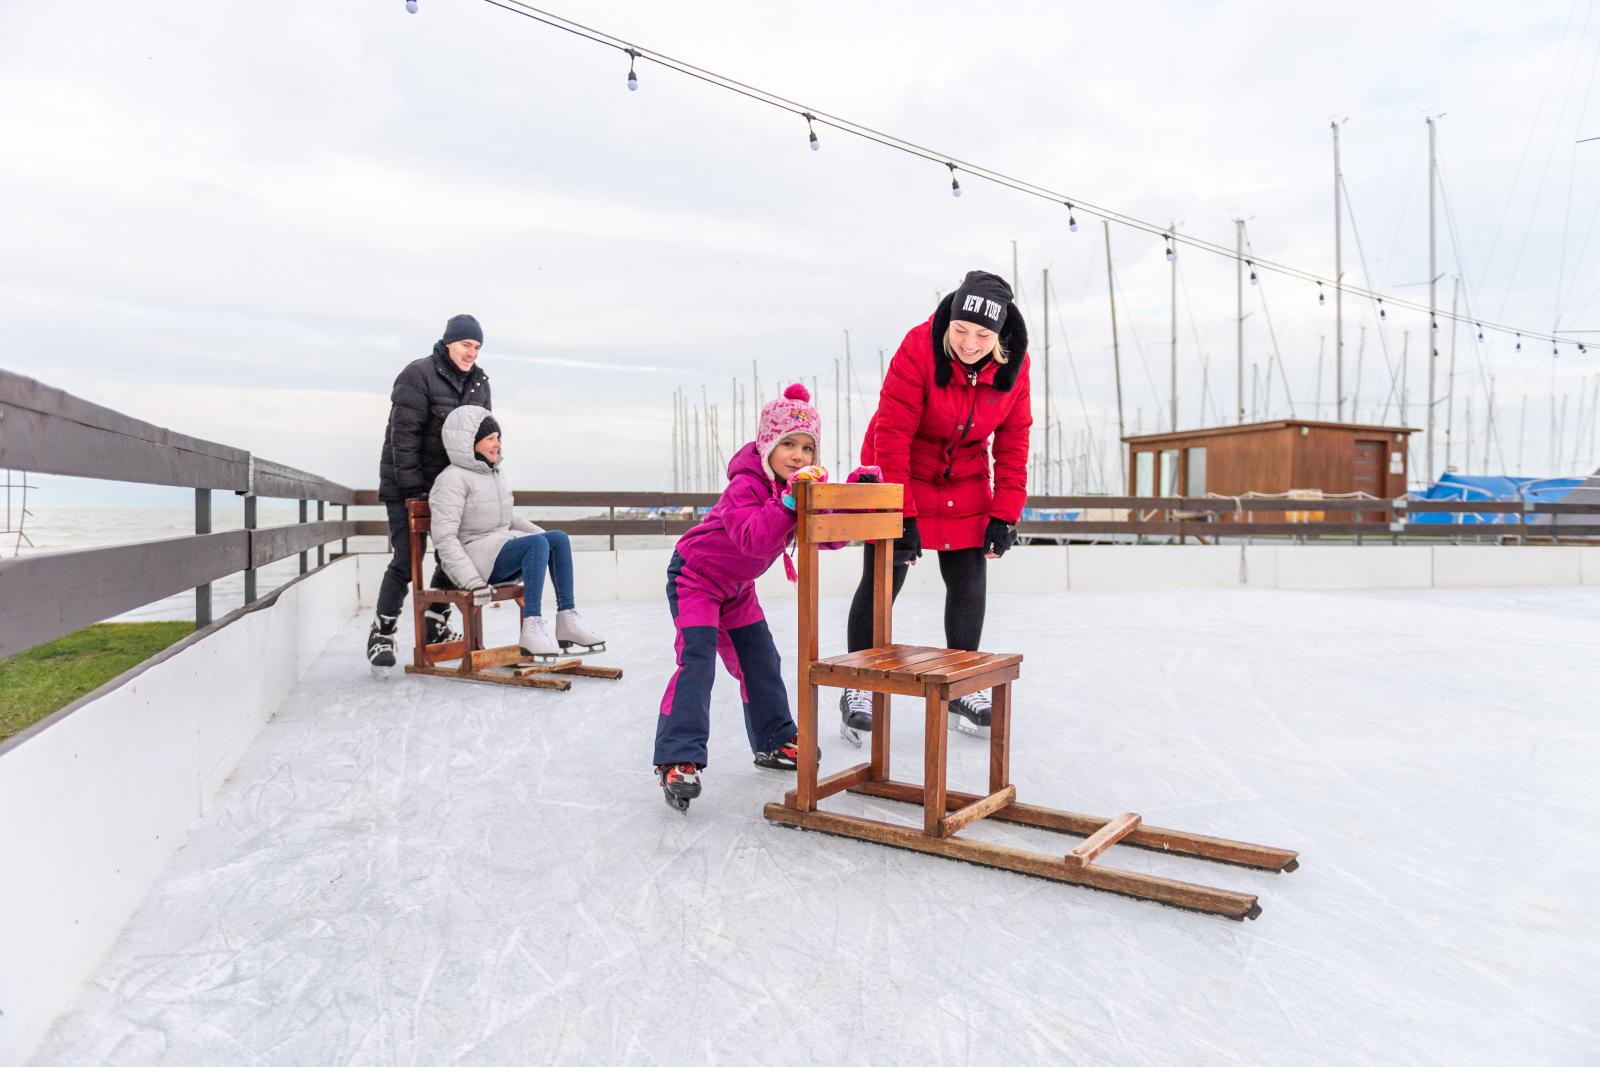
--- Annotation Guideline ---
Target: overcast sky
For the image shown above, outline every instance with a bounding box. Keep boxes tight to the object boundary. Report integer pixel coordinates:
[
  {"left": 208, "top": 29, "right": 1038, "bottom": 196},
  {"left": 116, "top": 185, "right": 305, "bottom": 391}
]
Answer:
[{"left": 3, "top": 0, "right": 1598, "bottom": 505}]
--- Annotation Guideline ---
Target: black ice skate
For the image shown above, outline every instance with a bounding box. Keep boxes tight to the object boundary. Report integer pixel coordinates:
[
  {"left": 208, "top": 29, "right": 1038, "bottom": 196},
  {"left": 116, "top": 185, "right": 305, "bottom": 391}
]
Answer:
[
  {"left": 752, "top": 736, "right": 820, "bottom": 771},
  {"left": 657, "top": 763, "right": 702, "bottom": 813},
  {"left": 423, "top": 606, "right": 459, "bottom": 646},
  {"left": 948, "top": 689, "right": 992, "bottom": 738},
  {"left": 366, "top": 614, "right": 398, "bottom": 678},
  {"left": 839, "top": 688, "right": 873, "bottom": 748}
]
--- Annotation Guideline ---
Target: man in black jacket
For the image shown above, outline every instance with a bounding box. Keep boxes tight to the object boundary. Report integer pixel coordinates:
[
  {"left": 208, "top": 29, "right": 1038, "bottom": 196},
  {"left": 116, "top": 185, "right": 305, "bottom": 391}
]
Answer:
[{"left": 367, "top": 314, "right": 493, "bottom": 673}]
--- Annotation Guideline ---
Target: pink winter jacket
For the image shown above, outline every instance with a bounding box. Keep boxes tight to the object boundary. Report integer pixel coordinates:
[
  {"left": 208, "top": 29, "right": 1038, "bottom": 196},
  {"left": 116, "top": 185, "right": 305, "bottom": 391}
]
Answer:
[{"left": 675, "top": 442, "right": 843, "bottom": 584}]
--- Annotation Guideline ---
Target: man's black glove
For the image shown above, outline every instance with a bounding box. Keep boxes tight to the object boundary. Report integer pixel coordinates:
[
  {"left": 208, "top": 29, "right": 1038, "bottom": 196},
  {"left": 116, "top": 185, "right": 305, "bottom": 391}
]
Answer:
[
  {"left": 893, "top": 515, "right": 922, "bottom": 566},
  {"left": 983, "top": 517, "right": 1016, "bottom": 558},
  {"left": 854, "top": 471, "right": 880, "bottom": 483}
]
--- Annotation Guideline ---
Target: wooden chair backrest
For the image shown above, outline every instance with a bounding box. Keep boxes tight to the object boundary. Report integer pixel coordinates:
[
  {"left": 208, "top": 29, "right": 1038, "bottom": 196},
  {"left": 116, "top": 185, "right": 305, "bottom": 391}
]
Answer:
[{"left": 794, "top": 481, "right": 904, "bottom": 673}]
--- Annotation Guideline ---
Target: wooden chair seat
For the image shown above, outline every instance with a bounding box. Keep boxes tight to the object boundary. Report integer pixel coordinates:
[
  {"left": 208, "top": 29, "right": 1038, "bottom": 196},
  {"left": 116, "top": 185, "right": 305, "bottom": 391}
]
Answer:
[{"left": 812, "top": 645, "right": 1022, "bottom": 689}]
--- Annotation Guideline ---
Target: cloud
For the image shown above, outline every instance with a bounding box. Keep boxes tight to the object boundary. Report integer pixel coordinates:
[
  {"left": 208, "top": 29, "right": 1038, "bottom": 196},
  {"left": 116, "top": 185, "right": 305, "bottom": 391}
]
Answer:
[{"left": 2, "top": 0, "right": 1597, "bottom": 506}]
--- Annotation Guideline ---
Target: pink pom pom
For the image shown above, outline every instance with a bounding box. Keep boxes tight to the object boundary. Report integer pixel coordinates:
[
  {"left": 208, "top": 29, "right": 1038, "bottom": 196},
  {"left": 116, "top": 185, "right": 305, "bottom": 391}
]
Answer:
[{"left": 783, "top": 382, "right": 811, "bottom": 402}]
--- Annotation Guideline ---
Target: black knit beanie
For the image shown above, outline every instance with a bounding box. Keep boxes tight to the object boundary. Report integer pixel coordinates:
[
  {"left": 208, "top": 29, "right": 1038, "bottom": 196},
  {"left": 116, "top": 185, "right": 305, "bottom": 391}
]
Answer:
[
  {"left": 442, "top": 314, "right": 483, "bottom": 346},
  {"left": 949, "top": 271, "right": 1012, "bottom": 333},
  {"left": 473, "top": 414, "right": 501, "bottom": 446}
]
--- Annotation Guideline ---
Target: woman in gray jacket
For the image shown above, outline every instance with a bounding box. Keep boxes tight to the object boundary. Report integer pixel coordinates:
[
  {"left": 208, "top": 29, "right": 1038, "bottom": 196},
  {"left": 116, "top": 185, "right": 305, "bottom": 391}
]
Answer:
[{"left": 429, "top": 406, "right": 606, "bottom": 660}]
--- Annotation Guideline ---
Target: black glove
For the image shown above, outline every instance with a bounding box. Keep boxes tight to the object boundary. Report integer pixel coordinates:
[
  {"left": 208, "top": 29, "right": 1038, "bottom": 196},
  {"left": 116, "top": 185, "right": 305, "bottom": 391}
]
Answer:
[
  {"left": 983, "top": 517, "right": 1016, "bottom": 558},
  {"left": 893, "top": 516, "right": 922, "bottom": 566},
  {"left": 854, "top": 471, "right": 880, "bottom": 483}
]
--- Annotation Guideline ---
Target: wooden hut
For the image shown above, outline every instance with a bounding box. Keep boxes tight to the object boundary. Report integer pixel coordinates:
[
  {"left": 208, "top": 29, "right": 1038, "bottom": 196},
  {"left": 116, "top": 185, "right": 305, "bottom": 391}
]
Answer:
[{"left": 1124, "top": 420, "right": 1417, "bottom": 519}]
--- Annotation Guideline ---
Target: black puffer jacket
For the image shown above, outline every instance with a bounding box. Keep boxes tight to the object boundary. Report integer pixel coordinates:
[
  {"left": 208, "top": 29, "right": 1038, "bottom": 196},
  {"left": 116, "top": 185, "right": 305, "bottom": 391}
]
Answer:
[{"left": 377, "top": 343, "right": 492, "bottom": 501}]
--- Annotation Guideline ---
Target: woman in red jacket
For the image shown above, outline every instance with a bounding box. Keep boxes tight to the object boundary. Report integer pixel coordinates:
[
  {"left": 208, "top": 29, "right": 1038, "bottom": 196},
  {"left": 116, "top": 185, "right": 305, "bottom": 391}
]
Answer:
[{"left": 842, "top": 270, "right": 1032, "bottom": 742}]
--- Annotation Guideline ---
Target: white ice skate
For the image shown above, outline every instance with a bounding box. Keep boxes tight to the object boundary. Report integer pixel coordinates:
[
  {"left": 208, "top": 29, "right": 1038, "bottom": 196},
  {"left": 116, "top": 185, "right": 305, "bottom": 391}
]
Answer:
[
  {"left": 555, "top": 608, "right": 606, "bottom": 656},
  {"left": 948, "top": 689, "right": 991, "bottom": 738},
  {"left": 839, "top": 688, "right": 873, "bottom": 747},
  {"left": 519, "top": 615, "right": 560, "bottom": 664}
]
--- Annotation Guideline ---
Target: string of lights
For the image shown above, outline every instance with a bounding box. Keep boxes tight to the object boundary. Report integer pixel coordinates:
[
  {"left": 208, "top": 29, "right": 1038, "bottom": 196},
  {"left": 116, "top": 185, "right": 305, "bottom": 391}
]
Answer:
[{"left": 409, "top": 0, "right": 1587, "bottom": 353}]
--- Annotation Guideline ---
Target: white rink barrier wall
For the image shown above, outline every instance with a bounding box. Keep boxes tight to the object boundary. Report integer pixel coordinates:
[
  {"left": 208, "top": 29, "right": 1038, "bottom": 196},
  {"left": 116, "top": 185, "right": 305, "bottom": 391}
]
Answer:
[
  {"left": 0, "top": 557, "right": 361, "bottom": 1065},
  {"left": 353, "top": 544, "right": 1600, "bottom": 605}
]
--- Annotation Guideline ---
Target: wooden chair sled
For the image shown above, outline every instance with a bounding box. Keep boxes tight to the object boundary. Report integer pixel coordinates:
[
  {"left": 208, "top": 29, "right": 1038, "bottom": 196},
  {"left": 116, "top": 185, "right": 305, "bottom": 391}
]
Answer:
[
  {"left": 402, "top": 499, "right": 622, "bottom": 692},
  {"left": 761, "top": 481, "right": 1298, "bottom": 920}
]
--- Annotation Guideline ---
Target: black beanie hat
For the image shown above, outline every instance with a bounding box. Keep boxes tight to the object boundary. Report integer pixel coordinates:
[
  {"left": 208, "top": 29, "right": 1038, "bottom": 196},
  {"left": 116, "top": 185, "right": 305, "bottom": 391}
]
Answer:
[
  {"left": 473, "top": 414, "right": 501, "bottom": 446},
  {"left": 442, "top": 313, "right": 483, "bottom": 346},
  {"left": 949, "top": 270, "right": 1012, "bottom": 333}
]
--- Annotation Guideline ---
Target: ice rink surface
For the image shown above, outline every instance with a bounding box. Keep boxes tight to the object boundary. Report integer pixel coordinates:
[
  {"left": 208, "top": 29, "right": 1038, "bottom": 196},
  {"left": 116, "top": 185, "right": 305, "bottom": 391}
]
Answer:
[{"left": 31, "top": 586, "right": 1600, "bottom": 1066}]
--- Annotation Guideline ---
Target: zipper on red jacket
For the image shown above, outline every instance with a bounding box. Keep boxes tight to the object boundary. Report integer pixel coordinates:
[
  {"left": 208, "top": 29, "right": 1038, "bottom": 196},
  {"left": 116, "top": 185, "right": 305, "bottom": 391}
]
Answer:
[{"left": 942, "top": 372, "right": 982, "bottom": 480}]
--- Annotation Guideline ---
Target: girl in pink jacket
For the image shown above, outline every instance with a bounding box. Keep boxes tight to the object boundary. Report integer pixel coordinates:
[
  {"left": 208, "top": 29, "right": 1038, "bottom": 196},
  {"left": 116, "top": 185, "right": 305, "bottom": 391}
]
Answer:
[{"left": 653, "top": 384, "right": 842, "bottom": 813}]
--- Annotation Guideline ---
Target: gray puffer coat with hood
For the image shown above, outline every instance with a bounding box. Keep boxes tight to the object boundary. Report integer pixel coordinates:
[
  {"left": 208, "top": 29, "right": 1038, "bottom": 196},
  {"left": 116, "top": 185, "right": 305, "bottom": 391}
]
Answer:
[{"left": 429, "top": 406, "right": 543, "bottom": 590}]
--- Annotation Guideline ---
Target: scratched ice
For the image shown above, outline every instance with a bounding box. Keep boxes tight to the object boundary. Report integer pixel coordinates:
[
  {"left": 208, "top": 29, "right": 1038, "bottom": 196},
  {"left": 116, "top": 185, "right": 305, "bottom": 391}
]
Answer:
[{"left": 31, "top": 586, "right": 1600, "bottom": 1065}]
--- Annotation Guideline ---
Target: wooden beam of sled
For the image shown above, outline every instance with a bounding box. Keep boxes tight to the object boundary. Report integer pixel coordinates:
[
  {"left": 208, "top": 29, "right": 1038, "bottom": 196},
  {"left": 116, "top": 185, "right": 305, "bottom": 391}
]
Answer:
[
  {"left": 850, "top": 780, "right": 1298, "bottom": 873},
  {"left": 515, "top": 660, "right": 625, "bottom": 680},
  {"left": 785, "top": 762, "right": 871, "bottom": 808},
  {"left": 763, "top": 803, "right": 1262, "bottom": 921},
  {"left": 405, "top": 664, "right": 570, "bottom": 691},
  {"left": 470, "top": 644, "right": 526, "bottom": 670},
  {"left": 939, "top": 785, "right": 1015, "bottom": 838},
  {"left": 1065, "top": 811, "right": 1140, "bottom": 867}
]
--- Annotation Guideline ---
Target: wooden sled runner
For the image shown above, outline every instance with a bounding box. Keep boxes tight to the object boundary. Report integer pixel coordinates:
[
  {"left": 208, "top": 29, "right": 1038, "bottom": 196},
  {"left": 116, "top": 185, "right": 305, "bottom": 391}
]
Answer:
[
  {"left": 761, "top": 482, "right": 1297, "bottom": 920},
  {"left": 401, "top": 500, "right": 623, "bottom": 691}
]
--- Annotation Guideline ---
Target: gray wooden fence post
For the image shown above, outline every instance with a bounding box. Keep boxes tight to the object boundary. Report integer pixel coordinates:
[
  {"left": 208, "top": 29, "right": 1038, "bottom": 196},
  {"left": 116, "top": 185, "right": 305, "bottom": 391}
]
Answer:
[
  {"left": 317, "top": 500, "right": 326, "bottom": 567},
  {"left": 244, "top": 494, "right": 258, "bottom": 604},
  {"left": 195, "top": 488, "right": 212, "bottom": 628},
  {"left": 341, "top": 503, "right": 349, "bottom": 555},
  {"left": 299, "top": 499, "right": 308, "bottom": 575}
]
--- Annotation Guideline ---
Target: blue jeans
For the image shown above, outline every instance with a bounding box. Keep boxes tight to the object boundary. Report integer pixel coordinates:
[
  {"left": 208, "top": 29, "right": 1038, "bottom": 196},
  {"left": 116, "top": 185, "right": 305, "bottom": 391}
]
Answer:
[{"left": 488, "top": 531, "right": 575, "bottom": 617}]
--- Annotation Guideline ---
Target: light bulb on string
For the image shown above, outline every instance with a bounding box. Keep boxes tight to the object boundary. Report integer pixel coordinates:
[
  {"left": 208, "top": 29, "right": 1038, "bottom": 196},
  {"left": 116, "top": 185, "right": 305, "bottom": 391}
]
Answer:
[
  {"left": 803, "top": 113, "right": 818, "bottom": 151},
  {"left": 1165, "top": 237, "right": 1175, "bottom": 262},
  {"left": 948, "top": 163, "right": 961, "bottom": 198},
  {"left": 1317, "top": 282, "right": 1325, "bottom": 306},
  {"left": 1515, "top": 333, "right": 1522, "bottom": 352},
  {"left": 405, "top": 0, "right": 417, "bottom": 11},
  {"left": 625, "top": 48, "right": 640, "bottom": 91},
  {"left": 1247, "top": 260, "right": 1257, "bottom": 285},
  {"left": 1476, "top": 324, "right": 1484, "bottom": 342},
  {"left": 1378, "top": 298, "right": 1387, "bottom": 321},
  {"left": 1431, "top": 316, "right": 1438, "bottom": 332},
  {"left": 1066, "top": 202, "right": 1077, "bottom": 233}
]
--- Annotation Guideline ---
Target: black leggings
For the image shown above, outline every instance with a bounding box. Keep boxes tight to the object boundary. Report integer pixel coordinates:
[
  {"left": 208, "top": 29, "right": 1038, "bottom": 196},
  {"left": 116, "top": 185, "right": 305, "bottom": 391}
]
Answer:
[{"left": 846, "top": 545, "right": 987, "bottom": 653}]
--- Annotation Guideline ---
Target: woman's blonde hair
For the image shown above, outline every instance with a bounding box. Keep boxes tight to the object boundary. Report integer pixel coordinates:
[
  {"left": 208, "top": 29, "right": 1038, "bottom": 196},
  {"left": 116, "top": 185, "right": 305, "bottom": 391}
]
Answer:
[{"left": 943, "top": 323, "right": 1009, "bottom": 365}]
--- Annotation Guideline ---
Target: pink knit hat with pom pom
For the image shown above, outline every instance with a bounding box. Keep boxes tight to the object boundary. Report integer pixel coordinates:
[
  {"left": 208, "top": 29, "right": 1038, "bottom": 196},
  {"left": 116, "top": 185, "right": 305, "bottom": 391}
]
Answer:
[{"left": 755, "top": 382, "right": 822, "bottom": 473}]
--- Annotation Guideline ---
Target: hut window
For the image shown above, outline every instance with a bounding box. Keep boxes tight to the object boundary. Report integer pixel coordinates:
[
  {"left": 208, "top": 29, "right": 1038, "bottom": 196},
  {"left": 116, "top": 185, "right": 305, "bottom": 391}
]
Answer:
[
  {"left": 1160, "top": 450, "right": 1180, "bottom": 495},
  {"left": 1135, "top": 451, "right": 1154, "bottom": 496},
  {"left": 1186, "top": 447, "right": 1207, "bottom": 495}
]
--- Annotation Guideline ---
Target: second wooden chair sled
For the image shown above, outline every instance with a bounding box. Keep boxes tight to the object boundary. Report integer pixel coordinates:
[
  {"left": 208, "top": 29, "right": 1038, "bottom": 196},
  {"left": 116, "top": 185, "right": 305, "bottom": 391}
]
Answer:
[{"left": 401, "top": 500, "right": 623, "bottom": 692}]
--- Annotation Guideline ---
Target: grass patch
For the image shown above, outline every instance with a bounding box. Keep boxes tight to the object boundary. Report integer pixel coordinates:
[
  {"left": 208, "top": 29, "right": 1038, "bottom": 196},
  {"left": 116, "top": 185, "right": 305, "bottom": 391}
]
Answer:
[{"left": 0, "top": 621, "right": 193, "bottom": 742}]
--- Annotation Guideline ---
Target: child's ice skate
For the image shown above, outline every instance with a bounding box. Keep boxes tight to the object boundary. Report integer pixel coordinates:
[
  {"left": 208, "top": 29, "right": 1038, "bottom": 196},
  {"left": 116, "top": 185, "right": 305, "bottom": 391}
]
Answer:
[
  {"left": 423, "top": 605, "right": 459, "bottom": 646},
  {"left": 949, "top": 689, "right": 992, "bottom": 738},
  {"left": 519, "top": 615, "right": 560, "bottom": 663},
  {"left": 657, "top": 763, "right": 702, "bottom": 813},
  {"left": 555, "top": 608, "right": 606, "bottom": 656},
  {"left": 366, "top": 614, "right": 398, "bottom": 678},
  {"left": 753, "top": 736, "right": 820, "bottom": 770},
  {"left": 839, "top": 688, "right": 873, "bottom": 747}
]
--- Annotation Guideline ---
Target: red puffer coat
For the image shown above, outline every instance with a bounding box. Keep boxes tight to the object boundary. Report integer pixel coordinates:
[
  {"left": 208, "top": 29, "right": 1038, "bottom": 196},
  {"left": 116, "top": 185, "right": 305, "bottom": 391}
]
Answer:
[{"left": 861, "top": 293, "right": 1033, "bottom": 551}]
